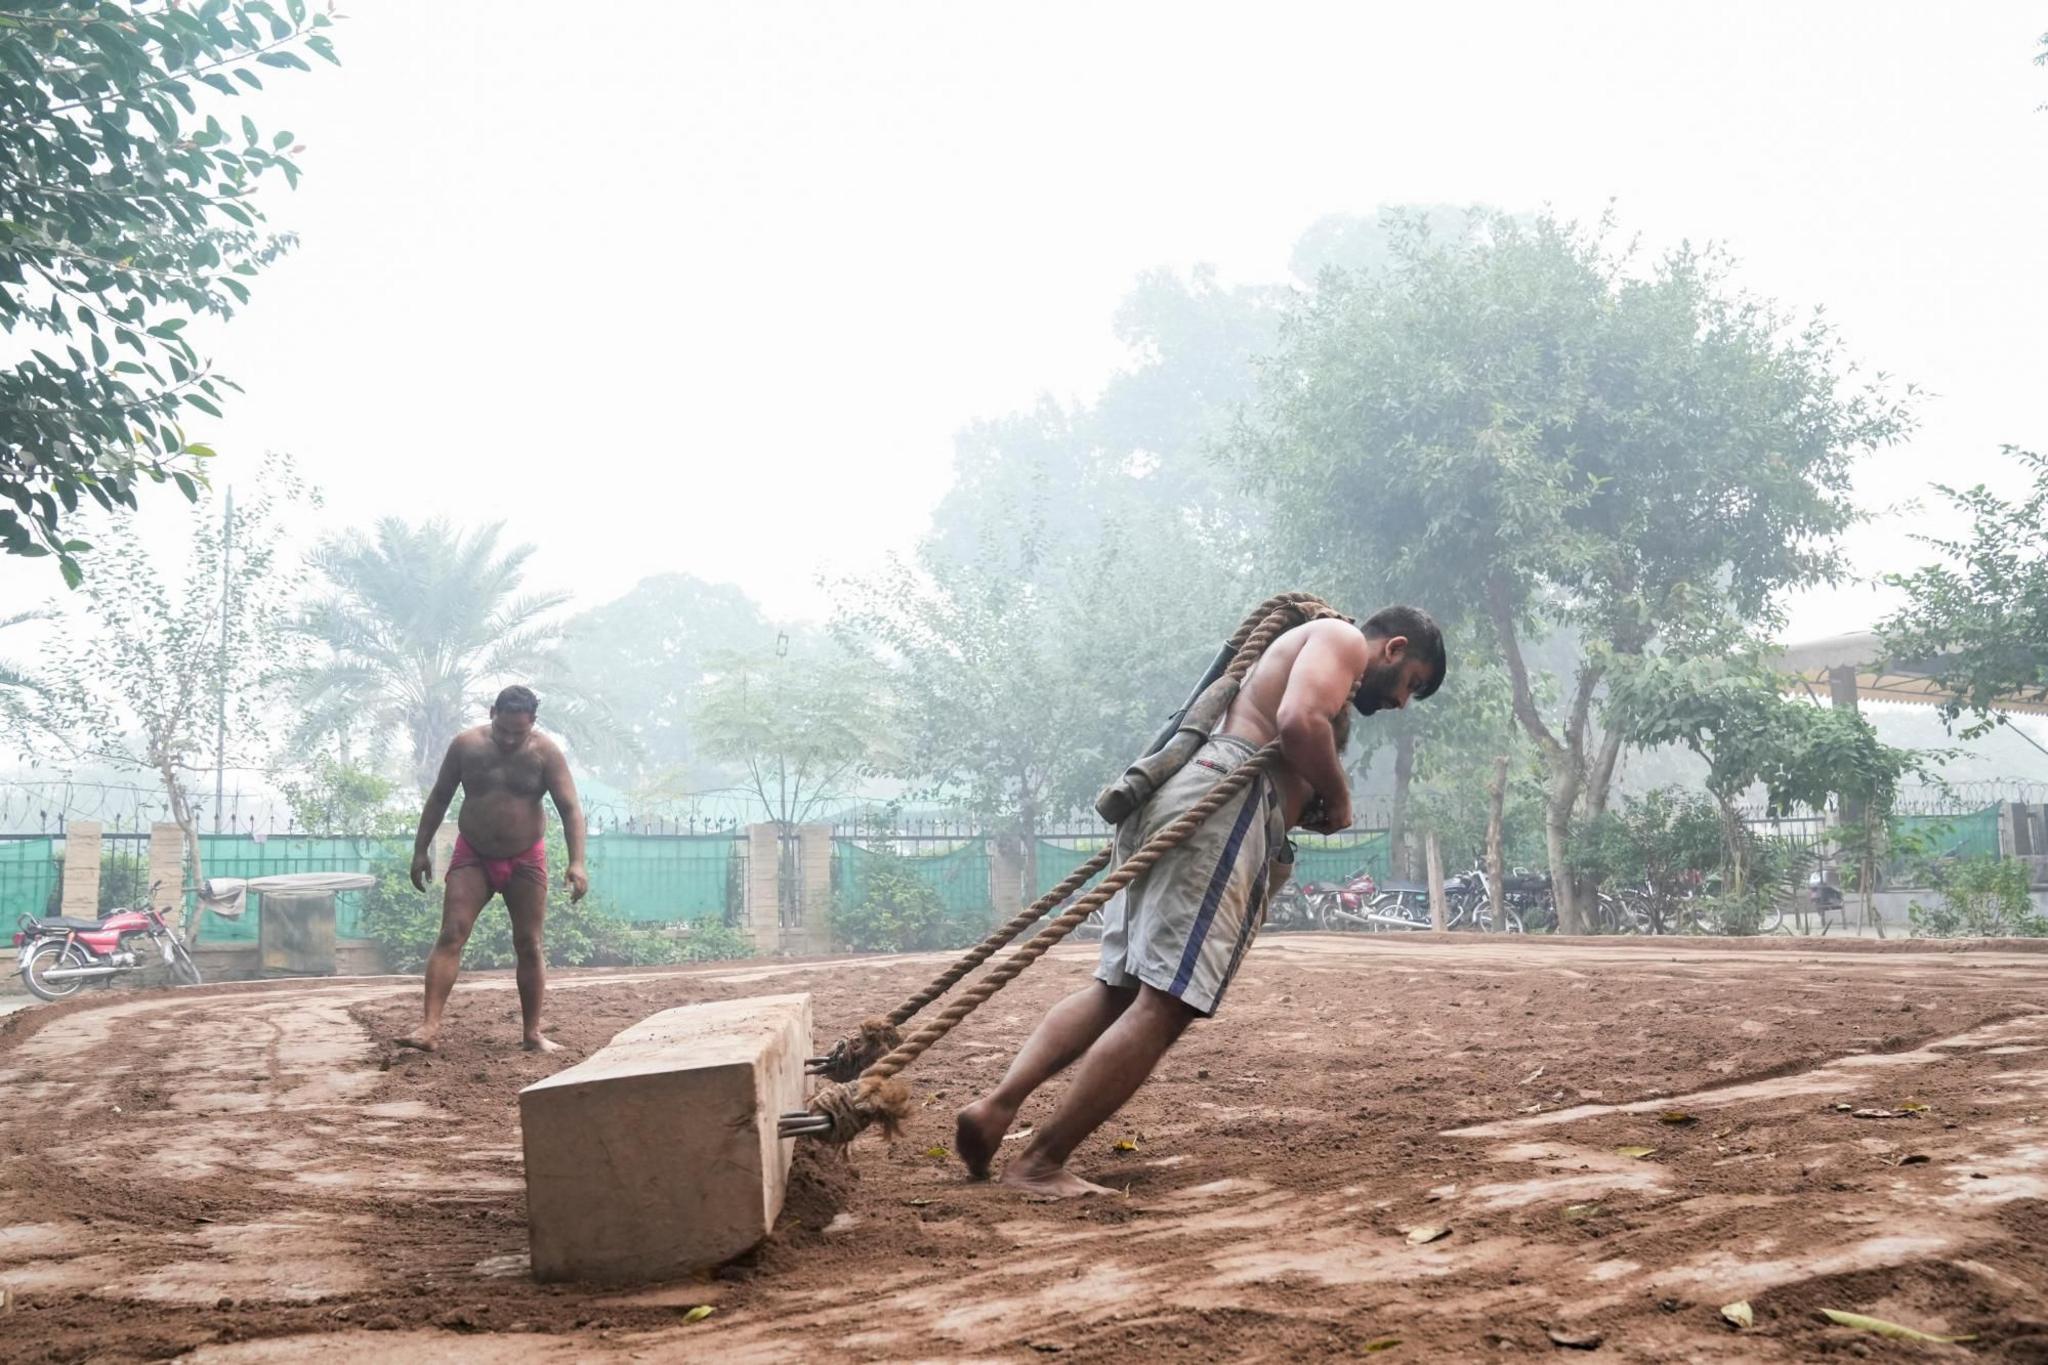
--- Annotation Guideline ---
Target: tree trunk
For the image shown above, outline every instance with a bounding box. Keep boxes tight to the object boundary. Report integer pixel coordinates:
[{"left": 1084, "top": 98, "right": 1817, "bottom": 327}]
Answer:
[
  {"left": 162, "top": 768, "right": 205, "bottom": 944},
  {"left": 1716, "top": 797, "right": 1745, "bottom": 896},
  {"left": 1486, "top": 755, "right": 1508, "bottom": 932},
  {"left": 1570, "top": 725, "right": 1628, "bottom": 919},
  {"left": 1485, "top": 580, "right": 1592, "bottom": 934},
  {"left": 1389, "top": 731, "right": 1416, "bottom": 879},
  {"left": 1544, "top": 796, "right": 1583, "bottom": 934}
]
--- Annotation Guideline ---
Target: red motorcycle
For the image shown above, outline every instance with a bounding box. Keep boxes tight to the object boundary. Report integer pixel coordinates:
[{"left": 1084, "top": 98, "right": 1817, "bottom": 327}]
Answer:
[
  {"left": 14, "top": 882, "right": 200, "bottom": 1001},
  {"left": 1302, "top": 869, "right": 1384, "bottom": 930}
]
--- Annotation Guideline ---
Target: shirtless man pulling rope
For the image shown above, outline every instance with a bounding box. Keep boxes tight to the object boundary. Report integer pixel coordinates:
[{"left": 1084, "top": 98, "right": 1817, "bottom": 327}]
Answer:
[{"left": 955, "top": 606, "right": 1446, "bottom": 1196}]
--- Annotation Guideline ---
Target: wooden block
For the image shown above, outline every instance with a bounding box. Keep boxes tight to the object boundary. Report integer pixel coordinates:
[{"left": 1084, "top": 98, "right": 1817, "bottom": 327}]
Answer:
[{"left": 520, "top": 993, "right": 812, "bottom": 1283}]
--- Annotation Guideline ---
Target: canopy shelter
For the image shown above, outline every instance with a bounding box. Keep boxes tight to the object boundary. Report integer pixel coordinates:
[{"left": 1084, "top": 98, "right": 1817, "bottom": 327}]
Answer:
[{"left": 1771, "top": 631, "right": 2048, "bottom": 717}]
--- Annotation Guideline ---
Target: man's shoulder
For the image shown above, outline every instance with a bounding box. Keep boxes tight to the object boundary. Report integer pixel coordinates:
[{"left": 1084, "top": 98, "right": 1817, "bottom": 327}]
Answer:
[
  {"left": 449, "top": 725, "right": 491, "bottom": 754},
  {"left": 1303, "top": 616, "right": 1369, "bottom": 652}
]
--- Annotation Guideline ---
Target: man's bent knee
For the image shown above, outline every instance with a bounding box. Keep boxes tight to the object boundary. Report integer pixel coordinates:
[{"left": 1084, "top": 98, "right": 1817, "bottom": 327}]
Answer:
[
  {"left": 1133, "top": 983, "right": 1202, "bottom": 1027},
  {"left": 513, "top": 934, "right": 545, "bottom": 963}
]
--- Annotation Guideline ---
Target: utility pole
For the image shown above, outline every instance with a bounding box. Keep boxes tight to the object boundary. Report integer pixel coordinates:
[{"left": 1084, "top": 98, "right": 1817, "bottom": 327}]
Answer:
[{"left": 213, "top": 485, "right": 233, "bottom": 833}]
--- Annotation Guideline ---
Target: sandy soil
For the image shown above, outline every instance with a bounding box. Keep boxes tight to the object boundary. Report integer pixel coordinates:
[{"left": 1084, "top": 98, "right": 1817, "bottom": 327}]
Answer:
[{"left": 3, "top": 933, "right": 2048, "bottom": 1363}]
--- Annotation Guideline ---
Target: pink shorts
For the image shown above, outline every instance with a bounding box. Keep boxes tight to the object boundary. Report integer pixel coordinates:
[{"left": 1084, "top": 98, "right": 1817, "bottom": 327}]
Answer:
[{"left": 449, "top": 834, "right": 546, "bottom": 895}]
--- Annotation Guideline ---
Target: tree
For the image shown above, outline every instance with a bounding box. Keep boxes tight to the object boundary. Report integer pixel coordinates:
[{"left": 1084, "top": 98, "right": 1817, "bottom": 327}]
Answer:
[
  {"left": 1, "top": 2, "right": 340, "bottom": 583},
  {"left": 275, "top": 755, "right": 407, "bottom": 836},
  {"left": 1240, "top": 210, "right": 1913, "bottom": 930},
  {"left": 833, "top": 548, "right": 1137, "bottom": 892},
  {"left": 1879, "top": 446, "right": 2048, "bottom": 737},
  {"left": 559, "top": 573, "right": 778, "bottom": 793},
  {"left": 1609, "top": 653, "right": 1923, "bottom": 907},
  {"left": 40, "top": 459, "right": 309, "bottom": 927},
  {"left": 691, "top": 645, "right": 888, "bottom": 830},
  {"left": 291, "top": 518, "right": 615, "bottom": 792},
  {"left": 1569, "top": 787, "right": 1724, "bottom": 932},
  {"left": 847, "top": 265, "right": 1275, "bottom": 891},
  {"left": 693, "top": 644, "right": 887, "bottom": 926}
]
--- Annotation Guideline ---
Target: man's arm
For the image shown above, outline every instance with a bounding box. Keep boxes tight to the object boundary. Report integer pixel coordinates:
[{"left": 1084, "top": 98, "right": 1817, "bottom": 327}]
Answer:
[
  {"left": 1275, "top": 624, "right": 1370, "bottom": 833},
  {"left": 411, "top": 741, "right": 464, "bottom": 890},
  {"left": 546, "top": 743, "right": 589, "bottom": 902}
]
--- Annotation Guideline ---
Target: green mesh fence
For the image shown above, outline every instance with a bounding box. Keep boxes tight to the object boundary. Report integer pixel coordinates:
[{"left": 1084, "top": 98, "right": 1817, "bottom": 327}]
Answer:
[
  {"left": 1896, "top": 806, "right": 2003, "bottom": 870},
  {"left": 584, "top": 835, "right": 739, "bottom": 923},
  {"left": 0, "top": 838, "right": 58, "bottom": 922},
  {"left": 1035, "top": 838, "right": 1110, "bottom": 902},
  {"left": 834, "top": 839, "right": 992, "bottom": 932},
  {"left": 1291, "top": 831, "right": 1391, "bottom": 888}
]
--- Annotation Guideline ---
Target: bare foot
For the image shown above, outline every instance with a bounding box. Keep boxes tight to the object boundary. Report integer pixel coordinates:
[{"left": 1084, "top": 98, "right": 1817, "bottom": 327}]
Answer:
[
  {"left": 954, "top": 1096, "right": 1014, "bottom": 1180},
  {"left": 998, "top": 1155, "right": 1117, "bottom": 1199},
  {"left": 394, "top": 1031, "right": 439, "bottom": 1053},
  {"left": 522, "top": 1035, "right": 564, "bottom": 1054}
]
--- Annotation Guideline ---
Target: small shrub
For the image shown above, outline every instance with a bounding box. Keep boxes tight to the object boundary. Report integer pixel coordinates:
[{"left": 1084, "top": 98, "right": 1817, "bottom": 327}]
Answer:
[
  {"left": 1909, "top": 857, "right": 2048, "bottom": 938},
  {"left": 1692, "top": 892, "right": 1767, "bottom": 937},
  {"left": 679, "top": 918, "right": 756, "bottom": 962},
  {"left": 835, "top": 858, "right": 950, "bottom": 953}
]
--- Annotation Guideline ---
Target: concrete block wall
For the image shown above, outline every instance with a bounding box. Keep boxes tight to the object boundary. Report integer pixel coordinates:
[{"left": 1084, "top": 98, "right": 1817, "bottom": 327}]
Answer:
[
  {"left": 743, "top": 824, "right": 781, "bottom": 952},
  {"left": 59, "top": 821, "right": 102, "bottom": 916}
]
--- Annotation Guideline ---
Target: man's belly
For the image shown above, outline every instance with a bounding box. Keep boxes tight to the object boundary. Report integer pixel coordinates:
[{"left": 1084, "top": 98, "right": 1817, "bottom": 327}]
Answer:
[{"left": 457, "top": 792, "right": 547, "bottom": 859}]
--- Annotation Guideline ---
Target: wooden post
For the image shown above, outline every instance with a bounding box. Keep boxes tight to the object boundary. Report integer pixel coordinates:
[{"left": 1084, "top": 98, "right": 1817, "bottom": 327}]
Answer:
[
  {"left": 1486, "top": 756, "right": 1508, "bottom": 932},
  {"left": 1425, "top": 831, "right": 1447, "bottom": 931}
]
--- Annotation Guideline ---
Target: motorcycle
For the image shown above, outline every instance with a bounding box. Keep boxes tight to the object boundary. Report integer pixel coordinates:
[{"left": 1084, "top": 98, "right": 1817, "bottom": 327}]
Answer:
[
  {"left": 14, "top": 881, "right": 200, "bottom": 1001},
  {"left": 1266, "top": 877, "right": 1324, "bottom": 931},
  {"left": 1303, "top": 869, "right": 1384, "bottom": 929}
]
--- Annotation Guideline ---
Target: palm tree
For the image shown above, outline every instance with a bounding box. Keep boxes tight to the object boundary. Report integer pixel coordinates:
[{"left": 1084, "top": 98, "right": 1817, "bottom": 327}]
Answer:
[{"left": 293, "top": 519, "right": 617, "bottom": 792}]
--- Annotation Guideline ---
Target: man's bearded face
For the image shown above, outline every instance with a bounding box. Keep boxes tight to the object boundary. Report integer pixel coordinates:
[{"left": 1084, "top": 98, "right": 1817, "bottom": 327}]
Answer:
[{"left": 1352, "top": 658, "right": 1406, "bottom": 716}]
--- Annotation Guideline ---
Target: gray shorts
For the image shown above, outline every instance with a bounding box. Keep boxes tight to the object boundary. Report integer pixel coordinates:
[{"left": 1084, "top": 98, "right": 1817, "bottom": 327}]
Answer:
[{"left": 1095, "top": 734, "right": 1284, "bottom": 1017}]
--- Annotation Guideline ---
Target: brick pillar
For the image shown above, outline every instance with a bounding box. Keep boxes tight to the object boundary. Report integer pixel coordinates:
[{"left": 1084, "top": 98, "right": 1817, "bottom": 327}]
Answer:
[
  {"left": 744, "top": 824, "right": 781, "bottom": 954},
  {"left": 794, "top": 824, "right": 834, "bottom": 955},
  {"left": 60, "top": 820, "right": 102, "bottom": 917},
  {"left": 148, "top": 822, "right": 188, "bottom": 934},
  {"left": 989, "top": 835, "right": 1025, "bottom": 927}
]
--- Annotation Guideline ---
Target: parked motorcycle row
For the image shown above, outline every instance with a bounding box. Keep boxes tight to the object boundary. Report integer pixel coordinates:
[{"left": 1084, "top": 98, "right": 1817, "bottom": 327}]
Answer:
[{"left": 1263, "top": 862, "right": 1845, "bottom": 937}]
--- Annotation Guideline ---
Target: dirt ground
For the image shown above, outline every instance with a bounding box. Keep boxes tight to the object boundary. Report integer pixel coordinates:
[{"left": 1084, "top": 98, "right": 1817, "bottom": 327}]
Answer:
[{"left": 4, "top": 933, "right": 2048, "bottom": 1363}]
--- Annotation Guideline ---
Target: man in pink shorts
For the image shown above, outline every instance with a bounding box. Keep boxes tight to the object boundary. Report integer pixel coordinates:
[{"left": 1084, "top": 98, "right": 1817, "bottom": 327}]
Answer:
[{"left": 397, "top": 685, "right": 588, "bottom": 1053}]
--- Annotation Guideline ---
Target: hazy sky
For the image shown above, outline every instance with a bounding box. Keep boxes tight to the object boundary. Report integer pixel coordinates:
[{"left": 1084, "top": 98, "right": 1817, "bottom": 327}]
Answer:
[{"left": 5, "top": 1, "right": 2046, "bottom": 642}]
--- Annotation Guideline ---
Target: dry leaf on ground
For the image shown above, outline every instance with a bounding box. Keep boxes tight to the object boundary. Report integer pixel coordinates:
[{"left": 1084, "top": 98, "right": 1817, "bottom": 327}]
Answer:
[{"left": 1820, "top": 1309, "right": 1974, "bottom": 1343}]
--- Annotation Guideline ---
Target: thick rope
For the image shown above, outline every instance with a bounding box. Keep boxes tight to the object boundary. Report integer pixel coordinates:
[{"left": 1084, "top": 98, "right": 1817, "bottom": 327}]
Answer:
[
  {"left": 808, "top": 595, "right": 1327, "bottom": 1076},
  {"left": 797, "top": 742, "right": 1284, "bottom": 1139},
  {"left": 809, "top": 847, "right": 1115, "bottom": 1081},
  {"left": 798, "top": 591, "right": 1350, "bottom": 1124}
]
